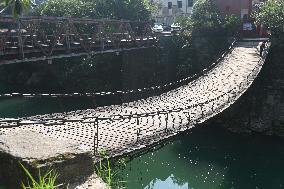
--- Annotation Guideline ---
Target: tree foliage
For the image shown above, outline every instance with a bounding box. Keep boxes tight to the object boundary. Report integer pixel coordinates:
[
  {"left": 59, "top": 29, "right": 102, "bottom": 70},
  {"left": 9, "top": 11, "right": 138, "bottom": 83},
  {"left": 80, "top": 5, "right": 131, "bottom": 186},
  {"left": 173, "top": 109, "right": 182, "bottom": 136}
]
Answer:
[
  {"left": 0, "top": 0, "right": 31, "bottom": 17},
  {"left": 253, "top": 0, "right": 284, "bottom": 40},
  {"left": 191, "top": 0, "right": 223, "bottom": 35},
  {"left": 223, "top": 15, "right": 242, "bottom": 36},
  {"left": 174, "top": 0, "right": 239, "bottom": 78},
  {"left": 33, "top": 0, "right": 153, "bottom": 21},
  {"left": 176, "top": 0, "right": 241, "bottom": 37}
]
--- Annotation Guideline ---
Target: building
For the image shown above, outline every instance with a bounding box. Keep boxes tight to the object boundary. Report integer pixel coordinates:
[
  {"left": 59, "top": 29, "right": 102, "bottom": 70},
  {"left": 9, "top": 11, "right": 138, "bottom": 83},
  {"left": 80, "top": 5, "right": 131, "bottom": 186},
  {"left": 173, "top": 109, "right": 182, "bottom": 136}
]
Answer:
[
  {"left": 215, "top": 0, "right": 264, "bottom": 19},
  {"left": 215, "top": 0, "right": 253, "bottom": 19},
  {"left": 152, "top": 0, "right": 195, "bottom": 25},
  {"left": 153, "top": 0, "right": 264, "bottom": 27}
]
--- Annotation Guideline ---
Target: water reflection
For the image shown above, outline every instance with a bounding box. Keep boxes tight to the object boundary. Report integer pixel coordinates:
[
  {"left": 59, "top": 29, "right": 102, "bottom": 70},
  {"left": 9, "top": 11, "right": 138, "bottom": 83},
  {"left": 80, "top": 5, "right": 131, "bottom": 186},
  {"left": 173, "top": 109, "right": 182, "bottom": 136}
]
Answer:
[
  {"left": 120, "top": 126, "right": 284, "bottom": 189},
  {"left": 145, "top": 176, "right": 188, "bottom": 189}
]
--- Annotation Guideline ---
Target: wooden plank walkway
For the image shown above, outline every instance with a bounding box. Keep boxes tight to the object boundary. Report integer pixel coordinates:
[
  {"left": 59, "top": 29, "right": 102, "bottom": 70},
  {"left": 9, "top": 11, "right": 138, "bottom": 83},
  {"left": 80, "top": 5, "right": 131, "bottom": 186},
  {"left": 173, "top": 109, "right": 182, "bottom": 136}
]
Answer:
[{"left": 0, "top": 41, "right": 268, "bottom": 158}]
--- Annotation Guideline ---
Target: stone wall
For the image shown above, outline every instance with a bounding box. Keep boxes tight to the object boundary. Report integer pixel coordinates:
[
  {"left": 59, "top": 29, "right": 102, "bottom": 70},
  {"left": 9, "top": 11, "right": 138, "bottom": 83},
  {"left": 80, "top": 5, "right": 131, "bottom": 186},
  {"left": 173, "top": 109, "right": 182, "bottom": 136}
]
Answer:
[{"left": 211, "top": 45, "right": 284, "bottom": 136}]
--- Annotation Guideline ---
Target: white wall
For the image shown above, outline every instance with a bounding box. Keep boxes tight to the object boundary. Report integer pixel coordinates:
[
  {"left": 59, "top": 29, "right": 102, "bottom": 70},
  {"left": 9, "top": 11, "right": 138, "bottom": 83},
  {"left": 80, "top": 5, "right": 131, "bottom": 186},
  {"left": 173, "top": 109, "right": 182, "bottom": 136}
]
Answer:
[
  {"left": 152, "top": 0, "right": 195, "bottom": 25},
  {"left": 159, "top": 0, "right": 194, "bottom": 14}
]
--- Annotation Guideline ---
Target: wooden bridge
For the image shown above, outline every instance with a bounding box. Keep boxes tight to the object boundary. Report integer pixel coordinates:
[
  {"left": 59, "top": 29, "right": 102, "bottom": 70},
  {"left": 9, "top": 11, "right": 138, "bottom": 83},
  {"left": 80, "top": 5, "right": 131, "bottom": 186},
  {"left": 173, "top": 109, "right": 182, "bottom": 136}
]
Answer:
[
  {"left": 0, "top": 15, "right": 156, "bottom": 65},
  {"left": 0, "top": 39, "right": 270, "bottom": 159}
]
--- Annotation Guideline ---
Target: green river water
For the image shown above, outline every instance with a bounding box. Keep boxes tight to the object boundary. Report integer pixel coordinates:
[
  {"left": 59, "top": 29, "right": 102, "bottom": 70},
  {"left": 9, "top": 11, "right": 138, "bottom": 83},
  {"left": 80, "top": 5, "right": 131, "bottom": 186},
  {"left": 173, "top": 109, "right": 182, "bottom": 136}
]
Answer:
[
  {"left": 1, "top": 99, "right": 284, "bottom": 189},
  {"left": 119, "top": 127, "right": 284, "bottom": 189}
]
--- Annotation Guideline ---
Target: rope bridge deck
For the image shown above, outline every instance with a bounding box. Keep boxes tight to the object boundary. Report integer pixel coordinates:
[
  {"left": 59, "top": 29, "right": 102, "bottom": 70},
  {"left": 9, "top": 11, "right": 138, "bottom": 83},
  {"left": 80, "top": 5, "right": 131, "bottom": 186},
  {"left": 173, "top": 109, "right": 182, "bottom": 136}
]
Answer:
[{"left": 0, "top": 40, "right": 269, "bottom": 158}]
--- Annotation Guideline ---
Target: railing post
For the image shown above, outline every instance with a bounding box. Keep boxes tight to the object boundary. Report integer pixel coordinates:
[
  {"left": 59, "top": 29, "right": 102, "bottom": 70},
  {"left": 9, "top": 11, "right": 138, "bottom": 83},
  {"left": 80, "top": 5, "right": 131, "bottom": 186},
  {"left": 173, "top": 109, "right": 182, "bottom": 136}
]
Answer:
[
  {"left": 145, "top": 23, "right": 150, "bottom": 47},
  {"left": 136, "top": 128, "right": 141, "bottom": 143},
  {"left": 165, "top": 113, "right": 168, "bottom": 132},
  {"left": 185, "top": 112, "right": 190, "bottom": 129},
  {"left": 136, "top": 116, "right": 139, "bottom": 125},
  {"left": 65, "top": 19, "right": 71, "bottom": 52},
  {"left": 94, "top": 118, "right": 99, "bottom": 155},
  {"left": 99, "top": 23, "right": 105, "bottom": 51},
  {"left": 17, "top": 19, "right": 24, "bottom": 59}
]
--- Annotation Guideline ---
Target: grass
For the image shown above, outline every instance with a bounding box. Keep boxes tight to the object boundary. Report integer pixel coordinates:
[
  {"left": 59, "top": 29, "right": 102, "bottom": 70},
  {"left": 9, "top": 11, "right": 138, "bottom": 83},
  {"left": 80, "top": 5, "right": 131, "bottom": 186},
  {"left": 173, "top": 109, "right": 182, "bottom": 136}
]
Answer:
[
  {"left": 95, "top": 150, "right": 127, "bottom": 188},
  {"left": 19, "top": 162, "right": 60, "bottom": 189}
]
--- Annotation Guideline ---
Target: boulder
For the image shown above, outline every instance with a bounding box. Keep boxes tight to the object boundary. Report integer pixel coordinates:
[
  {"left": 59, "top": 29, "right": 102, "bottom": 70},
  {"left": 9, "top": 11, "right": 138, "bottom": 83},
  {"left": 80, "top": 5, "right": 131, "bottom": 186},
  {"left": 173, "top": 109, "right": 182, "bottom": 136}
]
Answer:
[{"left": 0, "top": 130, "right": 93, "bottom": 188}]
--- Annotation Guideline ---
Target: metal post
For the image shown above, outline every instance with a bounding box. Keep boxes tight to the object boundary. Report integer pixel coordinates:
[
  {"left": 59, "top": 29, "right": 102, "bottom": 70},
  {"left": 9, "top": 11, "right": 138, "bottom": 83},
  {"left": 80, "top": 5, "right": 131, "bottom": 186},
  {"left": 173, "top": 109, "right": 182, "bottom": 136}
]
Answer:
[
  {"left": 227, "top": 94, "right": 230, "bottom": 103},
  {"left": 158, "top": 112, "right": 162, "bottom": 127},
  {"left": 17, "top": 19, "right": 24, "bottom": 59},
  {"left": 65, "top": 19, "right": 71, "bottom": 52},
  {"left": 211, "top": 102, "right": 215, "bottom": 112},
  {"left": 185, "top": 112, "right": 190, "bottom": 129},
  {"left": 146, "top": 24, "right": 150, "bottom": 47},
  {"left": 165, "top": 113, "right": 168, "bottom": 132},
  {"left": 135, "top": 115, "right": 140, "bottom": 142},
  {"left": 94, "top": 118, "right": 99, "bottom": 155},
  {"left": 136, "top": 128, "right": 141, "bottom": 143},
  {"left": 99, "top": 23, "right": 105, "bottom": 51},
  {"left": 136, "top": 117, "right": 139, "bottom": 125},
  {"left": 172, "top": 116, "right": 175, "bottom": 130},
  {"left": 16, "top": 120, "right": 20, "bottom": 127}
]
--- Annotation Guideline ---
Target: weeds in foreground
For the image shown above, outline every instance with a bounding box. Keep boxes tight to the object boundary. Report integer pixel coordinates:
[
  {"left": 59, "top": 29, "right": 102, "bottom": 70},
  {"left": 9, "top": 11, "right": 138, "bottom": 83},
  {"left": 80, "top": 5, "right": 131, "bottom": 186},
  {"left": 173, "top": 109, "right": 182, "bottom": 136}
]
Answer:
[
  {"left": 19, "top": 162, "right": 60, "bottom": 189},
  {"left": 95, "top": 150, "right": 127, "bottom": 188}
]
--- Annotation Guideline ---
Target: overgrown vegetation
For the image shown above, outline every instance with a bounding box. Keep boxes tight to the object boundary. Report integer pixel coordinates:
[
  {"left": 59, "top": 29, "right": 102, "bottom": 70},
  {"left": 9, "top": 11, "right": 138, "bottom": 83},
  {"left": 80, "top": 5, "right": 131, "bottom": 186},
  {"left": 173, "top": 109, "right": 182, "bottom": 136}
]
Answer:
[
  {"left": 0, "top": 0, "right": 32, "bottom": 17},
  {"left": 176, "top": 0, "right": 241, "bottom": 37},
  {"left": 20, "top": 163, "right": 60, "bottom": 189},
  {"left": 95, "top": 150, "right": 127, "bottom": 188},
  {"left": 253, "top": 0, "right": 284, "bottom": 45},
  {"left": 32, "top": 0, "right": 155, "bottom": 21},
  {"left": 1, "top": 0, "right": 156, "bottom": 21},
  {"left": 172, "top": 0, "right": 240, "bottom": 78}
]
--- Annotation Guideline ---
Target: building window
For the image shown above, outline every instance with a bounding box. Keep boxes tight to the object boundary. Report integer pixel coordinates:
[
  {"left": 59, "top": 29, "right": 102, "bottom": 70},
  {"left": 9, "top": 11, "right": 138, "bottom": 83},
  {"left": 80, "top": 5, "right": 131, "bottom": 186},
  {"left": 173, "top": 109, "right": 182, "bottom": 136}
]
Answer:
[
  {"left": 168, "top": 2, "right": 172, "bottom": 9},
  {"left": 178, "top": 1, "right": 182, "bottom": 8},
  {"left": 188, "top": 0, "right": 193, "bottom": 7}
]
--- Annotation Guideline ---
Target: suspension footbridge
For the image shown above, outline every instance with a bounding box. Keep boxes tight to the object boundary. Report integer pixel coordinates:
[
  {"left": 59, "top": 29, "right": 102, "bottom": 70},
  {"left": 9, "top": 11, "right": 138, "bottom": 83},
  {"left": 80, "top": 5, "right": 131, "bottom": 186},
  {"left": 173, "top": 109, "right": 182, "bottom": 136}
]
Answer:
[{"left": 0, "top": 39, "right": 269, "bottom": 158}]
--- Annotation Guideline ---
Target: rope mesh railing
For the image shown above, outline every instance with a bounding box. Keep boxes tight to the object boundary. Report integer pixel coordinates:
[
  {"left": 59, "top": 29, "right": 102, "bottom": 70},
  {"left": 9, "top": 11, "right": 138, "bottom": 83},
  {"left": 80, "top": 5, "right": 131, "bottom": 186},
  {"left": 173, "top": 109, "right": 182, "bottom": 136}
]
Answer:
[
  {"left": 0, "top": 40, "right": 237, "bottom": 98},
  {"left": 0, "top": 40, "right": 269, "bottom": 157}
]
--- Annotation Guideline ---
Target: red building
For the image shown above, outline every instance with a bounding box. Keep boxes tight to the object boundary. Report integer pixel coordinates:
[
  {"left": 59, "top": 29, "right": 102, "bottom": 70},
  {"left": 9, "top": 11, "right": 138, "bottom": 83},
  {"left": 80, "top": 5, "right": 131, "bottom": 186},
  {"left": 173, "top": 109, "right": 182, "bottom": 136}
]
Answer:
[
  {"left": 215, "top": 0, "right": 268, "bottom": 37},
  {"left": 215, "top": 0, "right": 253, "bottom": 19}
]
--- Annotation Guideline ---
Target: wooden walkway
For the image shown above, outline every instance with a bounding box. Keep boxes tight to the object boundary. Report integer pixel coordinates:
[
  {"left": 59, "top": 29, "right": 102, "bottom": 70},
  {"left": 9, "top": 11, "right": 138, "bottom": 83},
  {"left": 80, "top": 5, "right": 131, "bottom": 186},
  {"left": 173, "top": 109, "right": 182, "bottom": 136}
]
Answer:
[{"left": 0, "top": 41, "right": 268, "bottom": 157}]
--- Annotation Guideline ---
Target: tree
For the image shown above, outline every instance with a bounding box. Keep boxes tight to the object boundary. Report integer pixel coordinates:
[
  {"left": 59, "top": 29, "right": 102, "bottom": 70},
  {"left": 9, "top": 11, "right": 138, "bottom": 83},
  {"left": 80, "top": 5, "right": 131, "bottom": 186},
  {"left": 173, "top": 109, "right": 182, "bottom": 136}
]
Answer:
[
  {"left": 190, "top": 0, "right": 223, "bottom": 35},
  {"left": 0, "top": 0, "right": 31, "bottom": 17},
  {"left": 223, "top": 15, "right": 242, "bottom": 36},
  {"left": 33, "top": 0, "right": 152, "bottom": 21},
  {"left": 173, "top": 0, "right": 237, "bottom": 79},
  {"left": 176, "top": 0, "right": 241, "bottom": 38},
  {"left": 32, "top": 0, "right": 98, "bottom": 18},
  {"left": 253, "top": 0, "right": 284, "bottom": 41}
]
